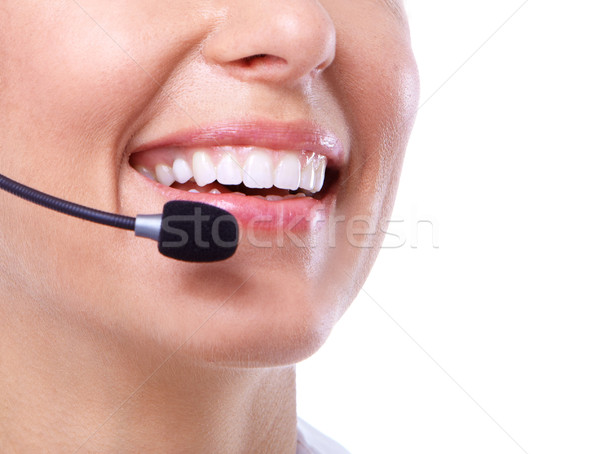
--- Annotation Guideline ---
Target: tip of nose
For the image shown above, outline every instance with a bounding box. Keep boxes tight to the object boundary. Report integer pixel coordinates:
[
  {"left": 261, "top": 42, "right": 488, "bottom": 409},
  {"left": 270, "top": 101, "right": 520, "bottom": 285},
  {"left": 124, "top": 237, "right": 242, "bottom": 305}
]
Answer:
[{"left": 202, "top": 3, "right": 336, "bottom": 85}]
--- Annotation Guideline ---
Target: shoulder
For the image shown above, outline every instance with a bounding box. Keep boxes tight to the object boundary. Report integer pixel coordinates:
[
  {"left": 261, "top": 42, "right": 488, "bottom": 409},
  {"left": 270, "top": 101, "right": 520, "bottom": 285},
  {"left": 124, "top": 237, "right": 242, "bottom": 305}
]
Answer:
[{"left": 296, "top": 418, "right": 351, "bottom": 454}]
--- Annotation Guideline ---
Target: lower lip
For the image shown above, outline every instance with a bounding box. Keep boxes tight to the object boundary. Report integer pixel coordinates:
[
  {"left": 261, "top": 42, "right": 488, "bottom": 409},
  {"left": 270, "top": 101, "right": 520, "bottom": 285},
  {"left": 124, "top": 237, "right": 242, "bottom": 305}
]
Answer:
[{"left": 133, "top": 171, "right": 335, "bottom": 231}]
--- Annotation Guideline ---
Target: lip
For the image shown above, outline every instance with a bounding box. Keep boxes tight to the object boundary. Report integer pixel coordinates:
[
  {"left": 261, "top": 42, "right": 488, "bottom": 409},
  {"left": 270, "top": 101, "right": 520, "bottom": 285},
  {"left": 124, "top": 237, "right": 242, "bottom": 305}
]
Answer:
[
  {"left": 126, "top": 120, "right": 344, "bottom": 231},
  {"left": 127, "top": 119, "right": 346, "bottom": 169}
]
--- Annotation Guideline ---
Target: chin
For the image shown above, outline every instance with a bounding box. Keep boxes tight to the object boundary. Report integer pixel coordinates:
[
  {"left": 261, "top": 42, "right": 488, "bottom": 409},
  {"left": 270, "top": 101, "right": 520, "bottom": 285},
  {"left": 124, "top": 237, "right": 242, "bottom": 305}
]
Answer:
[
  {"left": 147, "top": 287, "right": 340, "bottom": 369},
  {"left": 91, "top": 244, "right": 344, "bottom": 369}
]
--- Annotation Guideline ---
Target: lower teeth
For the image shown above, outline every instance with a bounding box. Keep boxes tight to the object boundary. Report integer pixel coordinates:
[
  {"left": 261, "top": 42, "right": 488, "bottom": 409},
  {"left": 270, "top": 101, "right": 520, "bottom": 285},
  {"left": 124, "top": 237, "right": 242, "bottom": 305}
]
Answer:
[
  {"left": 185, "top": 188, "right": 307, "bottom": 199},
  {"left": 175, "top": 179, "right": 311, "bottom": 199}
]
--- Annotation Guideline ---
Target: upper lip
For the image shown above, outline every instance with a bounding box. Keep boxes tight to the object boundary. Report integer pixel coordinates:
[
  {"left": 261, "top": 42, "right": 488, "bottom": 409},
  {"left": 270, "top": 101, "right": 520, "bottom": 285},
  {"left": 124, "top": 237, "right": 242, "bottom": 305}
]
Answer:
[{"left": 127, "top": 119, "right": 346, "bottom": 169}]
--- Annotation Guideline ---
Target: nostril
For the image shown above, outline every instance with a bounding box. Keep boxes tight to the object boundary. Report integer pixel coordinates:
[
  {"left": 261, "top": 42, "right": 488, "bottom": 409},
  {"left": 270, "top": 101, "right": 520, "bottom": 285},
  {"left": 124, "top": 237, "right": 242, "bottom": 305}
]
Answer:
[
  {"left": 239, "top": 54, "right": 286, "bottom": 68},
  {"left": 242, "top": 54, "right": 266, "bottom": 66},
  {"left": 247, "top": 54, "right": 268, "bottom": 60}
]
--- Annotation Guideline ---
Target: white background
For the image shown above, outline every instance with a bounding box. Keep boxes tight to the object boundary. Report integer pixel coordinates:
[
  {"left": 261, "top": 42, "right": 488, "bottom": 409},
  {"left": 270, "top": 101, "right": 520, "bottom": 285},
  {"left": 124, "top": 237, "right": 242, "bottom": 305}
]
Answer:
[{"left": 297, "top": 1, "right": 600, "bottom": 453}]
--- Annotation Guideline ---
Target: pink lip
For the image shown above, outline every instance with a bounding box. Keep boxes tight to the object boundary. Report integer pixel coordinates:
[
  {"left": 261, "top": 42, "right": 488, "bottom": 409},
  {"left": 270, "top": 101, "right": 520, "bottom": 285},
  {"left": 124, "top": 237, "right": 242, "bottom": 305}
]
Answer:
[
  {"left": 127, "top": 119, "right": 346, "bottom": 168},
  {"left": 142, "top": 182, "right": 334, "bottom": 231},
  {"left": 127, "top": 120, "right": 344, "bottom": 231}
]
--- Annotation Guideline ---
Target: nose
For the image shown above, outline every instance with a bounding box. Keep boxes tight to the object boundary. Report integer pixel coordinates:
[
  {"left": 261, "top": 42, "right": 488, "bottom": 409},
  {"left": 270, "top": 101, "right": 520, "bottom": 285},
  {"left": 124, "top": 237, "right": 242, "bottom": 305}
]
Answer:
[{"left": 203, "top": 0, "right": 336, "bottom": 85}]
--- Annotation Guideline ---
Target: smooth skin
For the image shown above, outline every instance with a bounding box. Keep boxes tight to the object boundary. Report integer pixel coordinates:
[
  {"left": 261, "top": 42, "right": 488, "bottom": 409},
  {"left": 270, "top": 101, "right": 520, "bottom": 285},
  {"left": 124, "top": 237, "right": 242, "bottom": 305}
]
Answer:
[{"left": 0, "top": 0, "right": 418, "bottom": 452}]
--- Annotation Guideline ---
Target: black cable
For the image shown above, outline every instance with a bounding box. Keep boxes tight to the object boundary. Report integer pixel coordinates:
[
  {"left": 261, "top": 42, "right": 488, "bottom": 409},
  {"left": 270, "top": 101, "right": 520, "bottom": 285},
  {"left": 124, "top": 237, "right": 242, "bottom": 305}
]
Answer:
[{"left": 0, "top": 173, "right": 136, "bottom": 231}]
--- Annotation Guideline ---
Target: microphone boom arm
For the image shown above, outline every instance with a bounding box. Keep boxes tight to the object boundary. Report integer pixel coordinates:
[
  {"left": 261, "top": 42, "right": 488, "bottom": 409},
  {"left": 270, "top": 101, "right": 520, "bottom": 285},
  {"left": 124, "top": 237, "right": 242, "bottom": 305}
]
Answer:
[{"left": 0, "top": 173, "right": 136, "bottom": 231}]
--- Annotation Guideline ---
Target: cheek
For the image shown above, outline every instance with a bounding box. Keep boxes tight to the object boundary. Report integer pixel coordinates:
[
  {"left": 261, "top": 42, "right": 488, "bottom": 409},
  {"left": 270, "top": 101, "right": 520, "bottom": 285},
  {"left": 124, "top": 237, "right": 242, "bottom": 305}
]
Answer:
[
  {"left": 323, "top": 3, "right": 419, "bottom": 282},
  {"left": 0, "top": 4, "right": 210, "bottom": 224},
  {"left": 0, "top": 4, "right": 188, "bottom": 157},
  {"left": 333, "top": 7, "right": 419, "bottom": 155}
]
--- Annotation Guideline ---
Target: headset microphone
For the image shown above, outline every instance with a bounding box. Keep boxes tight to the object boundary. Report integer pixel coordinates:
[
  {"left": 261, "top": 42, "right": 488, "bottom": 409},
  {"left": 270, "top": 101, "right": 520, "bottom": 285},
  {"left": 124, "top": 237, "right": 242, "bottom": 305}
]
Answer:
[{"left": 0, "top": 173, "right": 238, "bottom": 262}]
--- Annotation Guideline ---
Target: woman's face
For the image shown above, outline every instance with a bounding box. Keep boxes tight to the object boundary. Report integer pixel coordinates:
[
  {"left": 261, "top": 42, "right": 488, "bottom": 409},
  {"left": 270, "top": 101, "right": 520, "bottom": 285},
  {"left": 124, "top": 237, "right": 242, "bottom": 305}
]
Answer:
[{"left": 0, "top": 0, "right": 418, "bottom": 366}]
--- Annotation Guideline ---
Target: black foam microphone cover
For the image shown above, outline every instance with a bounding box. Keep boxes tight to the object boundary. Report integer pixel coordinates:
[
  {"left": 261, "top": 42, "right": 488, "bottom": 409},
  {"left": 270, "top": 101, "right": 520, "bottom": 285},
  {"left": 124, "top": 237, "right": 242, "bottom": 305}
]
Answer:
[{"left": 158, "top": 201, "right": 238, "bottom": 262}]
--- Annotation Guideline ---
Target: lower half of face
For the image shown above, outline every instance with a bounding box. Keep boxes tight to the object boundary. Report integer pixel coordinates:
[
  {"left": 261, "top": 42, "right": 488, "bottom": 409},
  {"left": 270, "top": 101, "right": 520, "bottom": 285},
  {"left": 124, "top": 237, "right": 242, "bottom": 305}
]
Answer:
[{"left": 0, "top": 0, "right": 419, "bottom": 367}]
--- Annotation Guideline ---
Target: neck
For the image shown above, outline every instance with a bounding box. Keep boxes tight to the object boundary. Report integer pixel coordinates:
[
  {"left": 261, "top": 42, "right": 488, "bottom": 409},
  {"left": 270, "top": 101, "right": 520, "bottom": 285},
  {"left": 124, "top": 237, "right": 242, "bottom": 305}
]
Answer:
[{"left": 0, "top": 305, "right": 298, "bottom": 453}]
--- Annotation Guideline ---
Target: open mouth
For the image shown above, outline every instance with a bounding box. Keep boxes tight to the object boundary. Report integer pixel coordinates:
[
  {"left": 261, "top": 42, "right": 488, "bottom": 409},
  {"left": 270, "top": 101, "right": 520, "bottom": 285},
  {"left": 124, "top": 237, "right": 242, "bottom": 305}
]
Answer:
[{"left": 129, "top": 146, "right": 338, "bottom": 201}]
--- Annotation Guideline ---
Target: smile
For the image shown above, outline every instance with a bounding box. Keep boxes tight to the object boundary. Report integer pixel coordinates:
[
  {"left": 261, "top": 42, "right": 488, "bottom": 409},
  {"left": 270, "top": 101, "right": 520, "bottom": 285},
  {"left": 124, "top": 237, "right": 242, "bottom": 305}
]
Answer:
[
  {"left": 126, "top": 121, "right": 344, "bottom": 229},
  {"left": 131, "top": 146, "right": 327, "bottom": 200}
]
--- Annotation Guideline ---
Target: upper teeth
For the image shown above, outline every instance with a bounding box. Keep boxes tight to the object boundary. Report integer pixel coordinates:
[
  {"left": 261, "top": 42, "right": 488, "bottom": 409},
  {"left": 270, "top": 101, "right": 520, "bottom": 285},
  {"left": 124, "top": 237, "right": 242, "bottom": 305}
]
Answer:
[
  {"left": 216, "top": 153, "right": 243, "bottom": 186},
  {"left": 140, "top": 148, "right": 327, "bottom": 193},
  {"left": 172, "top": 158, "right": 194, "bottom": 184}
]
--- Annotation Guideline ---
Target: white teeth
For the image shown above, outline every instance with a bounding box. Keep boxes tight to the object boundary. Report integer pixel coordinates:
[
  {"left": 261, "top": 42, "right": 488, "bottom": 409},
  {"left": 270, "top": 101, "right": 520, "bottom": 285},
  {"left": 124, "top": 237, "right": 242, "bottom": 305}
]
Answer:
[
  {"left": 312, "top": 159, "right": 326, "bottom": 192},
  {"left": 134, "top": 165, "right": 157, "bottom": 181},
  {"left": 274, "top": 153, "right": 301, "bottom": 191},
  {"left": 192, "top": 152, "right": 217, "bottom": 187},
  {"left": 172, "top": 158, "right": 193, "bottom": 184},
  {"left": 155, "top": 164, "right": 175, "bottom": 186},
  {"left": 141, "top": 149, "right": 328, "bottom": 195},
  {"left": 300, "top": 161, "right": 315, "bottom": 191},
  {"left": 243, "top": 150, "right": 273, "bottom": 189},
  {"left": 188, "top": 189, "right": 200, "bottom": 193},
  {"left": 209, "top": 188, "right": 221, "bottom": 194},
  {"left": 216, "top": 153, "right": 243, "bottom": 185}
]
